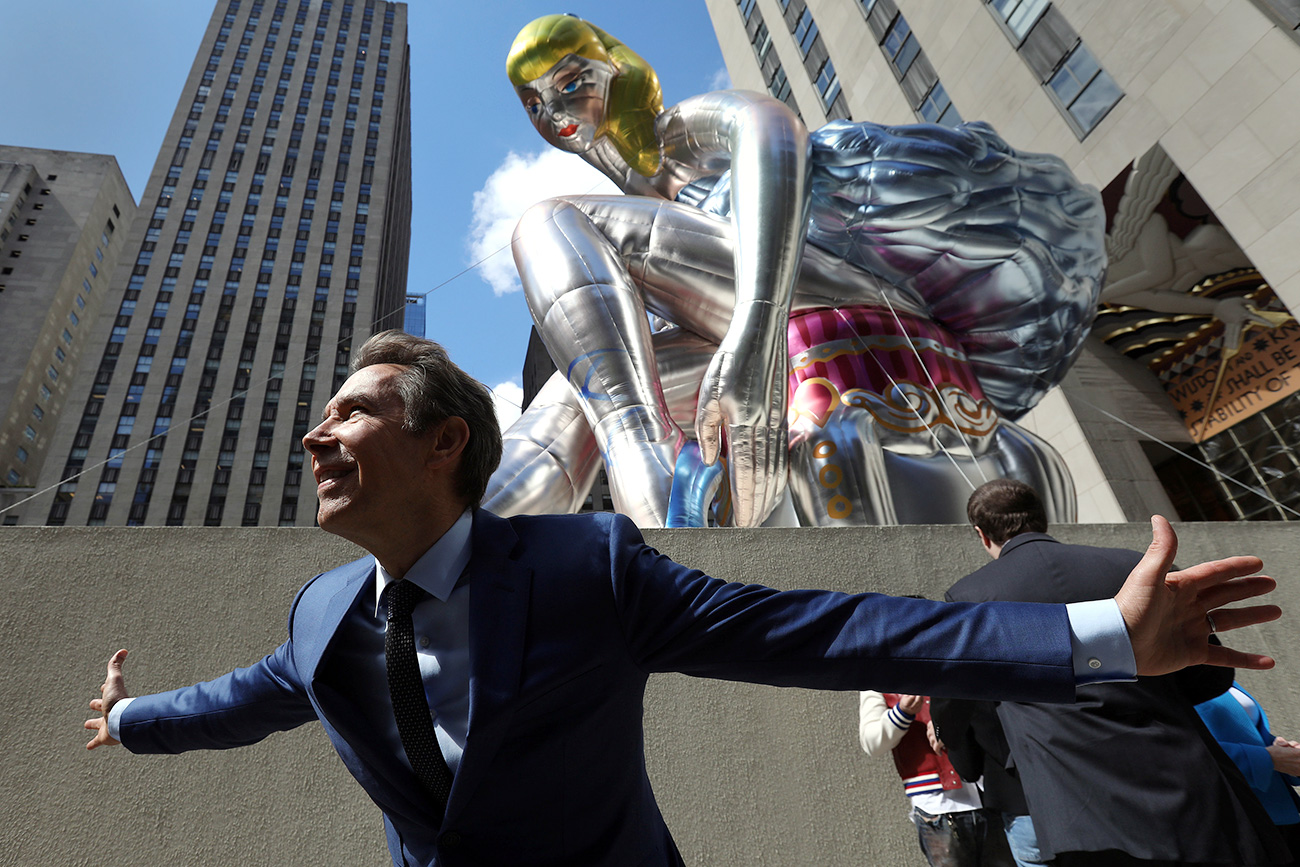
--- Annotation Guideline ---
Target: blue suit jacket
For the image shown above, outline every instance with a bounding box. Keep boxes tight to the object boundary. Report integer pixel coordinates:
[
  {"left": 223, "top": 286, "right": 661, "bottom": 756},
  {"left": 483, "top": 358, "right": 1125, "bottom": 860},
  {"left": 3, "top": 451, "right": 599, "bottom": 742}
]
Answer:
[
  {"left": 120, "top": 511, "right": 1077, "bottom": 866},
  {"left": 1197, "top": 684, "right": 1300, "bottom": 827}
]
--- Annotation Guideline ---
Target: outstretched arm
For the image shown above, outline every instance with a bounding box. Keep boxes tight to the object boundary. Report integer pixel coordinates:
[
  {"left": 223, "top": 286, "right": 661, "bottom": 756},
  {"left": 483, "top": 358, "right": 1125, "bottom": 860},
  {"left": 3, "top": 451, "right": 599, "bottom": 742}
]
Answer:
[
  {"left": 85, "top": 649, "right": 130, "bottom": 750},
  {"left": 1116, "top": 516, "right": 1279, "bottom": 676}
]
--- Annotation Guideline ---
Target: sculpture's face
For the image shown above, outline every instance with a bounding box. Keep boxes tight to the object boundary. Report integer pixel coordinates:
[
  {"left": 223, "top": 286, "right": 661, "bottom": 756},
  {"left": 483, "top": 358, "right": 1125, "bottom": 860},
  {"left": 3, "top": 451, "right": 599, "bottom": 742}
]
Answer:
[{"left": 515, "top": 53, "right": 617, "bottom": 154}]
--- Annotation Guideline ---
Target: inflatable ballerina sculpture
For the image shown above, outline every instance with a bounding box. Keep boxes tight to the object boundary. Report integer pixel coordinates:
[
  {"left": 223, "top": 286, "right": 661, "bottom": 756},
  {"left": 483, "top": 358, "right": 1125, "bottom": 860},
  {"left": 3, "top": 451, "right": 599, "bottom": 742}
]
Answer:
[{"left": 482, "top": 14, "right": 1106, "bottom": 528}]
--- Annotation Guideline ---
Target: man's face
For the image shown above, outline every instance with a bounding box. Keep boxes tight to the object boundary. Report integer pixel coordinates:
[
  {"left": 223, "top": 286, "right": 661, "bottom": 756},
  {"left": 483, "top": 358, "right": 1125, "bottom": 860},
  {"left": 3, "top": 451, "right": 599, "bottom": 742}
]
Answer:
[{"left": 303, "top": 364, "right": 435, "bottom": 544}]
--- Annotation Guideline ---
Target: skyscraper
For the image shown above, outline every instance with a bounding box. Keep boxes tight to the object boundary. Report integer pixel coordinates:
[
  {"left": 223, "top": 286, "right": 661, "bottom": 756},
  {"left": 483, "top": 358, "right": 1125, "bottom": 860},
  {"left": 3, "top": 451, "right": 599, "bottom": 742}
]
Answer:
[
  {"left": 0, "top": 148, "right": 135, "bottom": 522},
  {"left": 27, "top": 0, "right": 411, "bottom": 527},
  {"left": 403, "top": 292, "right": 424, "bottom": 337}
]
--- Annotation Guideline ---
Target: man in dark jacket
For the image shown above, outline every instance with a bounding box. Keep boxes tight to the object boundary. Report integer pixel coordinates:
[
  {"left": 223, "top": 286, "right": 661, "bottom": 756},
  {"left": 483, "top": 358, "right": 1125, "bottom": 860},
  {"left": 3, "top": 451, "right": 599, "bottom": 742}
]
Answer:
[{"left": 941, "top": 479, "right": 1290, "bottom": 867}]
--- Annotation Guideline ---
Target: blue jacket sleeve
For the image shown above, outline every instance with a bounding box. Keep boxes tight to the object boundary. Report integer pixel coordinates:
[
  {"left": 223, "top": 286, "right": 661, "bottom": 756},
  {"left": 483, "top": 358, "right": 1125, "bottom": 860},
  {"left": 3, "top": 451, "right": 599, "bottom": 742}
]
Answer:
[
  {"left": 118, "top": 639, "right": 317, "bottom": 754},
  {"left": 1196, "top": 690, "right": 1278, "bottom": 793},
  {"left": 118, "top": 579, "right": 321, "bottom": 754},
  {"left": 605, "top": 514, "right": 1076, "bottom": 703}
]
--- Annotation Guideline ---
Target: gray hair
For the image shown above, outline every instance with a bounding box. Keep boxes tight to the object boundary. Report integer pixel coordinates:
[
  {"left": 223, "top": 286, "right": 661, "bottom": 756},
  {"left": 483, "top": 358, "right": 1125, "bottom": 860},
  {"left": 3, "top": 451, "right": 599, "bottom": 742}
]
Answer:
[{"left": 351, "top": 330, "right": 503, "bottom": 505}]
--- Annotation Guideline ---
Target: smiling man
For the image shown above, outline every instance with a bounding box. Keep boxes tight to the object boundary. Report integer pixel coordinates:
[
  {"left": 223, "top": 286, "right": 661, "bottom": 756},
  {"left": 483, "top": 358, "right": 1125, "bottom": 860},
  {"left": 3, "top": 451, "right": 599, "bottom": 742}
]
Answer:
[{"left": 85, "top": 330, "right": 1282, "bottom": 867}]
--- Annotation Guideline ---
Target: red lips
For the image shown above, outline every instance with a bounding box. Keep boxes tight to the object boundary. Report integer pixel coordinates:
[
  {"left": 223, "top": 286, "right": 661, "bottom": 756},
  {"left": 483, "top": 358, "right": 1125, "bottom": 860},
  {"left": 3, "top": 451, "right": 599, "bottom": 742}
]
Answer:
[{"left": 557, "top": 124, "right": 578, "bottom": 138}]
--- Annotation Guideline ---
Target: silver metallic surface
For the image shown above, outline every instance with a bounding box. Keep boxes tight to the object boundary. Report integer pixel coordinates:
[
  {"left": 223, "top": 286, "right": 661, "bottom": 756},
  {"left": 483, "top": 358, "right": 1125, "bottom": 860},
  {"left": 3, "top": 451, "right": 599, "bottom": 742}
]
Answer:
[{"left": 491, "top": 32, "right": 1103, "bottom": 527}]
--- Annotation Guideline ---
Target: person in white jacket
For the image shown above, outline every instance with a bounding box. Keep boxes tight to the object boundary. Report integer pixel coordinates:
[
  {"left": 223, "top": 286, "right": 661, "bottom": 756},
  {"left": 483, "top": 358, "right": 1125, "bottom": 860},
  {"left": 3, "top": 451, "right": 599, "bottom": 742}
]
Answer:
[{"left": 860, "top": 691, "right": 1013, "bottom": 866}]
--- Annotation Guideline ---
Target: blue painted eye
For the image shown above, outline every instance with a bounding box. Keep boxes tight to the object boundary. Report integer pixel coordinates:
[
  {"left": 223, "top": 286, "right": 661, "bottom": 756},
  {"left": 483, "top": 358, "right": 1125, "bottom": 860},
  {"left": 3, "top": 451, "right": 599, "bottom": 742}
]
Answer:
[
  {"left": 562, "top": 80, "right": 578, "bottom": 94},
  {"left": 528, "top": 103, "right": 540, "bottom": 115}
]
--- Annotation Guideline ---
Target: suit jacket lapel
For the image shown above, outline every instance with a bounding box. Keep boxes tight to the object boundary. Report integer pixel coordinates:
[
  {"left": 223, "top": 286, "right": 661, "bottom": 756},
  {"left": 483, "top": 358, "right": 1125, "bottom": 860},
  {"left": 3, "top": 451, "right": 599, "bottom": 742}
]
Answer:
[
  {"left": 303, "top": 557, "right": 439, "bottom": 825},
  {"left": 301, "top": 557, "right": 374, "bottom": 684},
  {"left": 446, "top": 509, "right": 533, "bottom": 821}
]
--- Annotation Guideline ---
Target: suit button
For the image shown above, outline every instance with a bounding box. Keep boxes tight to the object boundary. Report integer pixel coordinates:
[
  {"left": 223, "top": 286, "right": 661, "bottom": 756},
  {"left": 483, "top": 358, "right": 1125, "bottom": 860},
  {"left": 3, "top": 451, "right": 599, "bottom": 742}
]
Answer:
[{"left": 440, "top": 830, "right": 463, "bottom": 849}]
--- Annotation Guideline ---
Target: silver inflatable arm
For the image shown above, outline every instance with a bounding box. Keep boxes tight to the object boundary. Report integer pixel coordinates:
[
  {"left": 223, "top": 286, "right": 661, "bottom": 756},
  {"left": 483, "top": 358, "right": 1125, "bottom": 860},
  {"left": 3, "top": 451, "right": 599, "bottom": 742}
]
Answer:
[{"left": 659, "top": 91, "right": 811, "bottom": 526}]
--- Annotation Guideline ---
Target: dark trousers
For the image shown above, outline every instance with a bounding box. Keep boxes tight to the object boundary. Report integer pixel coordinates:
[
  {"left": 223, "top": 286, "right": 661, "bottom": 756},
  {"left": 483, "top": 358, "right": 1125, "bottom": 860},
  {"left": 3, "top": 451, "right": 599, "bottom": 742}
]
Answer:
[{"left": 913, "top": 806, "right": 1015, "bottom": 867}]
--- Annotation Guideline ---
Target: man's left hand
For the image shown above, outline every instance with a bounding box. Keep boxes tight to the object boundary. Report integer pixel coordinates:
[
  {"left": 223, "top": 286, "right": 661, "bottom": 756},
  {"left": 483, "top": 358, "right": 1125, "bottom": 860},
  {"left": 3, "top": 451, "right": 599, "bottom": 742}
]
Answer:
[{"left": 1115, "top": 516, "right": 1280, "bottom": 676}]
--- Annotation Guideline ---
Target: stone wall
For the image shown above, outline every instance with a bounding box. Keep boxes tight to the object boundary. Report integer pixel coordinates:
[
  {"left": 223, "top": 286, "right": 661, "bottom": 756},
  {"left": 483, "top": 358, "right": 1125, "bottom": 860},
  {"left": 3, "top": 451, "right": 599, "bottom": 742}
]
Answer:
[{"left": 3, "top": 522, "right": 1296, "bottom": 864}]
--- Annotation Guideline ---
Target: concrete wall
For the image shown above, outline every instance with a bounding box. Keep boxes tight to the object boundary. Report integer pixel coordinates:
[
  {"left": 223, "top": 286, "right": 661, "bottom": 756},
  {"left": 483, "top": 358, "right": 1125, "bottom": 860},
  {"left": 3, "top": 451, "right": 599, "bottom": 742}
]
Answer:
[{"left": 4, "top": 522, "right": 1298, "bottom": 865}]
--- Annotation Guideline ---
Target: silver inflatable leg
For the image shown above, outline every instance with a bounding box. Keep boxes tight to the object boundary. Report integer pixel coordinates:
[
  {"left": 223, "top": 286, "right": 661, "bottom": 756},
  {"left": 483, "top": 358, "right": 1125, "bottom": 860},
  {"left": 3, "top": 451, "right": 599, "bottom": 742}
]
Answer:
[
  {"left": 481, "top": 328, "right": 717, "bottom": 521},
  {"left": 481, "top": 371, "right": 603, "bottom": 517},
  {"left": 513, "top": 198, "right": 684, "bottom": 526}
]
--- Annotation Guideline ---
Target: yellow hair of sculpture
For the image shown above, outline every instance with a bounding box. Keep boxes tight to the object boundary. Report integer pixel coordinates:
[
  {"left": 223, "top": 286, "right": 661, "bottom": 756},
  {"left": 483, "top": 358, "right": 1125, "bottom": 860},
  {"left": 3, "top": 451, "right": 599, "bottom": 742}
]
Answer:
[{"left": 507, "top": 14, "right": 664, "bottom": 177}]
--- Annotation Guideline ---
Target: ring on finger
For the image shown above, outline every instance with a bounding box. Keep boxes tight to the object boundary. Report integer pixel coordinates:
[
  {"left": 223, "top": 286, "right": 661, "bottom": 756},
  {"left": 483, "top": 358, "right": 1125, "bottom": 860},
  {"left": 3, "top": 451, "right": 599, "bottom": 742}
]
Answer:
[{"left": 1206, "top": 612, "right": 1218, "bottom": 634}]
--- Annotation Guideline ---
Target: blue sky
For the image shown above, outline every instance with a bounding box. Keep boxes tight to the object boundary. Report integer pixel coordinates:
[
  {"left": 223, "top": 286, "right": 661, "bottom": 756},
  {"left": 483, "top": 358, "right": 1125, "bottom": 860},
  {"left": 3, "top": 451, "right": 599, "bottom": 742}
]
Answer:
[{"left": 0, "top": 0, "right": 729, "bottom": 424}]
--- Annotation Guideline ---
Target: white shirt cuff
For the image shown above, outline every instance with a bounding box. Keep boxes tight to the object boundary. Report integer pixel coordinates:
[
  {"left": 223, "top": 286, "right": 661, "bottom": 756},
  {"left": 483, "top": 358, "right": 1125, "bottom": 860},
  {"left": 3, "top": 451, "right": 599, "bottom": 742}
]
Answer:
[
  {"left": 1066, "top": 598, "right": 1137, "bottom": 683},
  {"left": 106, "top": 696, "right": 135, "bottom": 742}
]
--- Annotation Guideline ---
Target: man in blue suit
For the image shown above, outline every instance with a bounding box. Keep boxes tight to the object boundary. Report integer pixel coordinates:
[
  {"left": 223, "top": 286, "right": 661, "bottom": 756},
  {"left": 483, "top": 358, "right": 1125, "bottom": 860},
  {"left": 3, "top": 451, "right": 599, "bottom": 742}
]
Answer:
[{"left": 84, "top": 331, "right": 1280, "bottom": 867}]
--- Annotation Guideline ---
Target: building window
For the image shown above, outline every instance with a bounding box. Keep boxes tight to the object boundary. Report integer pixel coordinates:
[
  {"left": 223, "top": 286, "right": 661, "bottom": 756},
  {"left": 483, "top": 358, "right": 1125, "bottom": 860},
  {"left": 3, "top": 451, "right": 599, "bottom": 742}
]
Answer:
[
  {"left": 794, "top": 8, "right": 819, "bottom": 57},
  {"left": 24, "top": 425, "right": 36, "bottom": 440},
  {"left": 815, "top": 59, "right": 841, "bottom": 110},
  {"left": 32, "top": 405, "right": 44, "bottom": 420},
  {"left": 988, "top": 0, "right": 1049, "bottom": 42},
  {"left": 984, "top": 2, "right": 1122, "bottom": 139},
  {"left": 16, "top": 447, "right": 28, "bottom": 464},
  {"left": 918, "top": 81, "right": 961, "bottom": 127},
  {"left": 1048, "top": 42, "right": 1122, "bottom": 134},
  {"left": 6, "top": 469, "right": 18, "bottom": 485},
  {"left": 882, "top": 14, "right": 921, "bottom": 77}
]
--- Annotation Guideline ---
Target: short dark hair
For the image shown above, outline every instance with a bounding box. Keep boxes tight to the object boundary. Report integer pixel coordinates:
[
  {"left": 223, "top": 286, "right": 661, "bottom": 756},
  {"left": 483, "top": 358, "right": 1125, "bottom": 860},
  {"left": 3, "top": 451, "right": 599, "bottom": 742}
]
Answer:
[
  {"left": 966, "top": 479, "right": 1048, "bottom": 544},
  {"left": 351, "top": 330, "right": 502, "bottom": 505}
]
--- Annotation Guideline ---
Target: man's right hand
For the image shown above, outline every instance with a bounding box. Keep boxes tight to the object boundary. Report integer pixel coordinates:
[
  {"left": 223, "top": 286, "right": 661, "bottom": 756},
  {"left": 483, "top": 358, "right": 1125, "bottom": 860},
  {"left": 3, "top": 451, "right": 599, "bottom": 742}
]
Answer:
[
  {"left": 84, "top": 649, "right": 129, "bottom": 750},
  {"left": 1114, "top": 517, "right": 1279, "bottom": 676}
]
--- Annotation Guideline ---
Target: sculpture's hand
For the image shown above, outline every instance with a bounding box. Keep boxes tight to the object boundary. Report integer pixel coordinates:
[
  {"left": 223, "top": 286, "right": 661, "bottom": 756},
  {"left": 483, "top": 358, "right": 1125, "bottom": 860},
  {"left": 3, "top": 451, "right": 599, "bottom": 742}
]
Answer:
[
  {"left": 1214, "top": 297, "right": 1284, "bottom": 349},
  {"left": 696, "top": 337, "right": 788, "bottom": 528}
]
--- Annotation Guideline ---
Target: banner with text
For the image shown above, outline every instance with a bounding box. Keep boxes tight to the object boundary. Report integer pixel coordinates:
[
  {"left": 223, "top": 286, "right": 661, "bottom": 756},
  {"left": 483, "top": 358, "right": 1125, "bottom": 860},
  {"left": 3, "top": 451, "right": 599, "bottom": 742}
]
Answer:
[{"left": 1152, "top": 291, "right": 1299, "bottom": 442}]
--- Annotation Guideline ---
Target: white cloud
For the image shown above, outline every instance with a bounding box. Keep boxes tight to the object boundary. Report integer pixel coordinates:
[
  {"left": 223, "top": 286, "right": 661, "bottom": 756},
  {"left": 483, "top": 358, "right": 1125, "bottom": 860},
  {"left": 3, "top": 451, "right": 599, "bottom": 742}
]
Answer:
[
  {"left": 708, "top": 66, "right": 732, "bottom": 92},
  {"left": 468, "top": 149, "right": 620, "bottom": 296},
  {"left": 490, "top": 379, "right": 525, "bottom": 431}
]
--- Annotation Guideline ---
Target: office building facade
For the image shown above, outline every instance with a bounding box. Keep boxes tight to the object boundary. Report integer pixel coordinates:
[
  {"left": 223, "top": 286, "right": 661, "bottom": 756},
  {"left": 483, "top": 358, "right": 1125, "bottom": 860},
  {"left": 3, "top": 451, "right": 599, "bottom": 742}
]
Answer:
[
  {"left": 0, "top": 148, "right": 135, "bottom": 522},
  {"left": 27, "top": 0, "right": 411, "bottom": 527},
  {"left": 707, "top": 0, "right": 1300, "bottom": 522}
]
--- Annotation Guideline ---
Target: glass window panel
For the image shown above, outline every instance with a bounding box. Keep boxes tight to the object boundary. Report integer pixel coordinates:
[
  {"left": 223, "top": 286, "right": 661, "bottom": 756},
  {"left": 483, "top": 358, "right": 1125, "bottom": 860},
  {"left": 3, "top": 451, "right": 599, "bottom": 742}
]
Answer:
[
  {"left": 1065, "top": 42, "right": 1100, "bottom": 84},
  {"left": 894, "top": 34, "right": 921, "bottom": 76},
  {"left": 1049, "top": 58, "right": 1084, "bottom": 105},
  {"left": 1007, "top": 0, "right": 1049, "bottom": 38},
  {"left": 1069, "top": 67, "right": 1121, "bottom": 132},
  {"left": 884, "top": 16, "right": 911, "bottom": 57}
]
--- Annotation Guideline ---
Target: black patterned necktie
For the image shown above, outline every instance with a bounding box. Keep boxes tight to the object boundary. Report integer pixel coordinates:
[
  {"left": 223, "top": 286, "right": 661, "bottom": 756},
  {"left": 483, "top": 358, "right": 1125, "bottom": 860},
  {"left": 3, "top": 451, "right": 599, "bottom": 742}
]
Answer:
[{"left": 384, "top": 578, "right": 454, "bottom": 815}]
